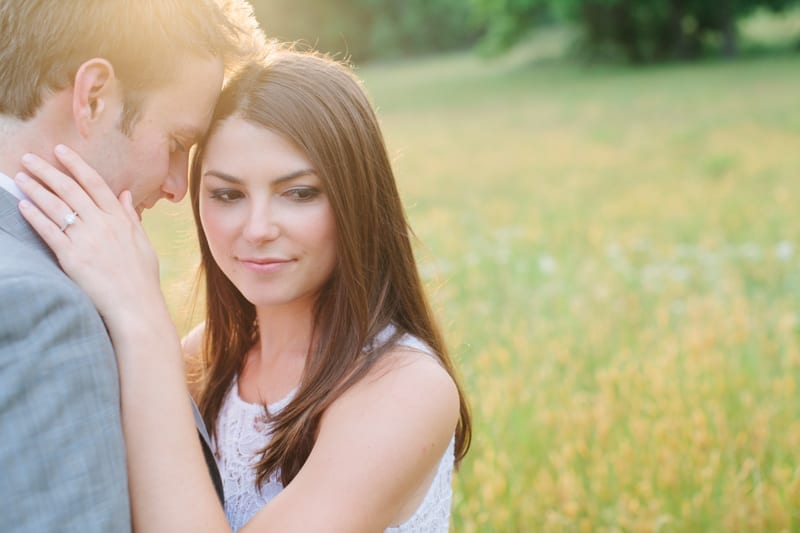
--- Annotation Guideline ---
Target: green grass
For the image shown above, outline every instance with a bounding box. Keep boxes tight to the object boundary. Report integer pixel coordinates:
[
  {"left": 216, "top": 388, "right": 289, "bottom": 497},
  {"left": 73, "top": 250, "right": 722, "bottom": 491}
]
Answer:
[{"left": 147, "top": 49, "right": 800, "bottom": 531}]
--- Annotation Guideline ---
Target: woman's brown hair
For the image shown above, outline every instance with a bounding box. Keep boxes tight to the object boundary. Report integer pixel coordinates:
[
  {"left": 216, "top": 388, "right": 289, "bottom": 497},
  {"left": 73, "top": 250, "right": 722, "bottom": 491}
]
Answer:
[{"left": 189, "top": 48, "right": 471, "bottom": 486}]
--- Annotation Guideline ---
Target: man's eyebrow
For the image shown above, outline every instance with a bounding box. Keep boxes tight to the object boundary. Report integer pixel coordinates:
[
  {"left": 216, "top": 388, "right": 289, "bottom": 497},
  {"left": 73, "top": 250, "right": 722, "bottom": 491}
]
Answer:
[{"left": 203, "top": 169, "right": 317, "bottom": 185}]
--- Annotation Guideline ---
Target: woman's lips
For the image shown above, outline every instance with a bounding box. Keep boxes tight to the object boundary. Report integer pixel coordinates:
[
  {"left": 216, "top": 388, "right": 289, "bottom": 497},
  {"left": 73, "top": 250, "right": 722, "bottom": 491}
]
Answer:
[{"left": 238, "top": 257, "right": 294, "bottom": 273}]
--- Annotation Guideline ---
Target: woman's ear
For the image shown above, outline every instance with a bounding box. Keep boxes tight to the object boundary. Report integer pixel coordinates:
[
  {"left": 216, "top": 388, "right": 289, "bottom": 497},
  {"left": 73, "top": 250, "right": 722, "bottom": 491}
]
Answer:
[{"left": 72, "top": 58, "right": 117, "bottom": 138}]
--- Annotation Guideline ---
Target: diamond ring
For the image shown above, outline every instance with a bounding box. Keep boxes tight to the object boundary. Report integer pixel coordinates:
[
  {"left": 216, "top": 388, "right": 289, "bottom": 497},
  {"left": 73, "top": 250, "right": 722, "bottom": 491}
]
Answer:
[{"left": 59, "top": 211, "right": 79, "bottom": 232}]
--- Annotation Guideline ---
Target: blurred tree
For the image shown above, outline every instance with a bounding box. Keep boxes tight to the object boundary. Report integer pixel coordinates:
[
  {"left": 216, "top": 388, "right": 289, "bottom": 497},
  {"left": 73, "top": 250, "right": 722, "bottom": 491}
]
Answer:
[
  {"left": 470, "top": 0, "right": 550, "bottom": 52},
  {"left": 250, "top": 0, "right": 483, "bottom": 61},
  {"left": 473, "top": 0, "right": 800, "bottom": 62}
]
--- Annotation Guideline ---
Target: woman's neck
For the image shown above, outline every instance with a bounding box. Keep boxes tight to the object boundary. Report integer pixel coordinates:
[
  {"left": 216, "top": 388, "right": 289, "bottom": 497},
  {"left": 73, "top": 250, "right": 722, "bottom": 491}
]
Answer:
[
  {"left": 253, "top": 299, "right": 315, "bottom": 363},
  {"left": 238, "top": 300, "right": 315, "bottom": 405}
]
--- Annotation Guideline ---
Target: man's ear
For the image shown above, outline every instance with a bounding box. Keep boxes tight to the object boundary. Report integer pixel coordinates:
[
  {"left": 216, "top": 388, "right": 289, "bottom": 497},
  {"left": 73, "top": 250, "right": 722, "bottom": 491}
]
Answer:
[{"left": 72, "top": 58, "right": 118, "bottom": 138}]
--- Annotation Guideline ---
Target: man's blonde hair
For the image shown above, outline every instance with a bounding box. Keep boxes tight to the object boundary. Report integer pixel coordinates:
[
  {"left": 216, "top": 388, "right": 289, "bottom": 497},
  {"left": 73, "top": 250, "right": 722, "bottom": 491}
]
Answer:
[{"left": 0, "top": 0, "right": 265, "bottom": 127}]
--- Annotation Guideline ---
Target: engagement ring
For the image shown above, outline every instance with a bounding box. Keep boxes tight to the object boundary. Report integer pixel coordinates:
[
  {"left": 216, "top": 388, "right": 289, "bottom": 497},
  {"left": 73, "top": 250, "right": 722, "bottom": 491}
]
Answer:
[{"left": 60, "top": 211, "right": 79, "bottom": 232}]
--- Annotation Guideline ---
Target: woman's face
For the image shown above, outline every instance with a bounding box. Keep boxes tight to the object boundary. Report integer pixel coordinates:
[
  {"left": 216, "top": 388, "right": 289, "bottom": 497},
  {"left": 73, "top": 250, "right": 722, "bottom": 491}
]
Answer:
[{"left": 199, "top": 117, "right": 337, "bottom": 310}]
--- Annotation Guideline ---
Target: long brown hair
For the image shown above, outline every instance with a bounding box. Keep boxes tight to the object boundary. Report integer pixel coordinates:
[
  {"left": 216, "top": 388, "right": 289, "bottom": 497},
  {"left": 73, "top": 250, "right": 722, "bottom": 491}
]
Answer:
[{"left": 189, "top": 48, "right": 471, "bottom": 486}]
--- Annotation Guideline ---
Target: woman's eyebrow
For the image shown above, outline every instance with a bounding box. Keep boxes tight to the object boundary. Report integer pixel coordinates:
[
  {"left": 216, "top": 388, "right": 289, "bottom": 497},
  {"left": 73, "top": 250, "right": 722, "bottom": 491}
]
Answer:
[
  {"left": 203, "top": 170, "right": 243, "bottom": 184},
  {"left": 203, "top": 168, "right": 317, "bottom": 185}
]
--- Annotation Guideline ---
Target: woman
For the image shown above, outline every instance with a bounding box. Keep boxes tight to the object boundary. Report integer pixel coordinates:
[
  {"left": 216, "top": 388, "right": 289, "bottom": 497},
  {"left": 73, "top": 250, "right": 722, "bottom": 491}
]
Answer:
[{"left": 16, "top": 48, "right": 471, "bottom": 532}]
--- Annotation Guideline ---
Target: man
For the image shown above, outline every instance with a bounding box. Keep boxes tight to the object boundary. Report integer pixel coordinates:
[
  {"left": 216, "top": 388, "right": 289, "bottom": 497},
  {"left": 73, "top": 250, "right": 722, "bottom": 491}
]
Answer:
[{"left": 0, "top": 1, "right": 264, "bottom": 531}]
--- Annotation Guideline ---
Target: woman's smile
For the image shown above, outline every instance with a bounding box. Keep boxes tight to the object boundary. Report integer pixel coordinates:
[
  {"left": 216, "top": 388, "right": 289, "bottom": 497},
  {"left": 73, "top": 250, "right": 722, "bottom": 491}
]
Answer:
[{"left": 237, "top": 256, "right": 295, "bottom": 274}]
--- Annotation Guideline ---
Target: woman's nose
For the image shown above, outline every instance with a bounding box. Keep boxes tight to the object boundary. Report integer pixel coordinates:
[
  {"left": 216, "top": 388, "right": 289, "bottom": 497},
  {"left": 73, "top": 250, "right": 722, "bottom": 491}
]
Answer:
[{"left": 242, "top": 202, "right": 280, "bottom": 244}]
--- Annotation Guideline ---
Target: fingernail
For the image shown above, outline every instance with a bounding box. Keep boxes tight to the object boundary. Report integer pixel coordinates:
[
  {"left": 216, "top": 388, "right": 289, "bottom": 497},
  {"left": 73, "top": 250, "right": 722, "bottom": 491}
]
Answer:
[
  {"left": 14, "top": 172, "right": 29, "bottom": 183},
  {"left": 55, "top": 144, "right": 68, "bottom": 155},
  {"left": 19, "top": 199, "right": 32, "bottom": 210},
  {"left": 21, "top": 153, "right": 35, "bottom": 165}
]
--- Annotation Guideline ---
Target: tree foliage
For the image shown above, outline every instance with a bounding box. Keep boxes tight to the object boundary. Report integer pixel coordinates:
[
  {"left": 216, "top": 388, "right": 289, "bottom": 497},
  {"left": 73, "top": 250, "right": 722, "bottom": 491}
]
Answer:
[
  {"left": 474, "top": 0, "right": 800, "bottom": 62},
  {"left": 250, "top": 0, "right": 482, "bottom": 62},
  {"left": 249, "top": 0, "right": 798, "bottom": 63},
  {"left": 470, "top": 0, "right": 550, "bottom": 52}
]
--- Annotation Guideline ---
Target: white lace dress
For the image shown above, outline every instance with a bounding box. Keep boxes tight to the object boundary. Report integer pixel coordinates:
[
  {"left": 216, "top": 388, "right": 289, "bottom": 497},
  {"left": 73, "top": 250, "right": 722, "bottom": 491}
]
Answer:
[{"left": 212, "top": 332, "right": 455, "bottom": 532}]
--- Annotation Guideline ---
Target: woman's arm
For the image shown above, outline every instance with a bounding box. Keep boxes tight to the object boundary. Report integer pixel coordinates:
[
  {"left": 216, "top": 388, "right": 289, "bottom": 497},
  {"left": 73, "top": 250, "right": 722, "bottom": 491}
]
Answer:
[{"left": 115, "top": 304, "right": 229, "bottom": 532}]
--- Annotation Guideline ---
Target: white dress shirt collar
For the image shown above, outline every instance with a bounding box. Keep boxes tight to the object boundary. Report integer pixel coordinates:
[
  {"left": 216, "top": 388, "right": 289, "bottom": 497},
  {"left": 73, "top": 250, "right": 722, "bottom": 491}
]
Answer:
[{"left": 0, "top": 171, "right": 28, "bottom": 201}]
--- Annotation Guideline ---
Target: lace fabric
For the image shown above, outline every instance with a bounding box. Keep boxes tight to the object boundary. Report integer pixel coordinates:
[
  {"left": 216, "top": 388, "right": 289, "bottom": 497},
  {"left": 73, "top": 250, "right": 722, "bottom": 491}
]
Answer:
[
  {"left": 213, "top": 381, "right": 291, "bottom": 532},
  {"left": 212, "top": 331, "right": 455, "bottom": 532}
]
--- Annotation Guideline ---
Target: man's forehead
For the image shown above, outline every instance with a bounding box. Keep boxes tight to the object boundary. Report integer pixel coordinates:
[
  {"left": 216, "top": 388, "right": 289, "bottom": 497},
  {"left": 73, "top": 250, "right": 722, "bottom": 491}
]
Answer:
[
  {"left": 160, "top": 95, "right": 216, "bottom": 137},
  {"left": 145, "top": 56, "right": 223, "bottom": 135}
]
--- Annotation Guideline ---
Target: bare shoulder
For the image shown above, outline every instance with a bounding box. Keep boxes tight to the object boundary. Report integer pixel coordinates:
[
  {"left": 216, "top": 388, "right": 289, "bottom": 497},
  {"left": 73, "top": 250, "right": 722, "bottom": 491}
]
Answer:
[
  {"left": 181, "top": 322, "right": 206, "bottom": 359},
  {"left": 324, "top": 343, "right": 460, "bottom": 442},
  {"left": 368, "top": 345, "right": 459, "bottom": 410}
]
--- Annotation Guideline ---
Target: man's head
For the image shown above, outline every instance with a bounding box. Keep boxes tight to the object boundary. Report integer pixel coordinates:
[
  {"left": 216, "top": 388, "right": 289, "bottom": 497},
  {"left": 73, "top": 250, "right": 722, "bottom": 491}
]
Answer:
[{"left": 0, "top": 0, "right": 265, "bottom": 211}]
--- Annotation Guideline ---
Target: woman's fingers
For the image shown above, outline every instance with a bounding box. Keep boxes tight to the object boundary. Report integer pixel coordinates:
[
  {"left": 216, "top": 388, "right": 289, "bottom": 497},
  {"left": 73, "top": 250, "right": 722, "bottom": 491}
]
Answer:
[
  {"left": 52, "top": 144, "right": 120, "bottom": 211},
  {"left": 13, "top": 172, "right": 84, "bottom": 234},
  {"left": 119, "top": 190, "right": 142, "bottom": 225},
  {"left": 18, "top": 152, "right": 104, "bottom": 224},
  {"left": 17, "top": 198, "right": 72, "bottom": 256},
  {"left": 19, "top": 145, "right": 123, "bottom": 221}
]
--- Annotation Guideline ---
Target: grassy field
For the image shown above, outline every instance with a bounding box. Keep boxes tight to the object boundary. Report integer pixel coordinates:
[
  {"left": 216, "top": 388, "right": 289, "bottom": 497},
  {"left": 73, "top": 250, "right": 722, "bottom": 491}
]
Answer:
[{"left": 145, "top": 47, "right": 800, "bottom": 531}]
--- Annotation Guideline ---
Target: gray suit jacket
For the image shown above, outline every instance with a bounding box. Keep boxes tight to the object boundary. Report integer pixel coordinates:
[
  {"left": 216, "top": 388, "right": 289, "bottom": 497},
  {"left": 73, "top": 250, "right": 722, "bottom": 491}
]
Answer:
[{"left": 0, "top": 188, "right": 131, "bottom": 532}]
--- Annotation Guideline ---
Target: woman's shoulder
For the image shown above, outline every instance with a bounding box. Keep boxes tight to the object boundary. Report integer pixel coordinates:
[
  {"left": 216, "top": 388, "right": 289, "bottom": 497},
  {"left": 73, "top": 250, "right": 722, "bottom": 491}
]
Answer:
[
  {"left": 369, "top": 341, "right": 458, "bottom": 404},
  {"left": 324, "top": 336, "right": 460, "bottom": 441},
  {"left": 181, "top": 322, "right": 205, "bottom": 358}
]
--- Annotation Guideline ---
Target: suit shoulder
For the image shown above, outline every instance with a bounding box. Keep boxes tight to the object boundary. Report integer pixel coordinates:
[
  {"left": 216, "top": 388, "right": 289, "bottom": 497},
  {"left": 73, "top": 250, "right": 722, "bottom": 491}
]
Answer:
[
  {"left": 0, "top": 239, "right": 113, "bottom": 365},
  {"left": 0, "top": 235, "right": 96, "bottom": 305}
]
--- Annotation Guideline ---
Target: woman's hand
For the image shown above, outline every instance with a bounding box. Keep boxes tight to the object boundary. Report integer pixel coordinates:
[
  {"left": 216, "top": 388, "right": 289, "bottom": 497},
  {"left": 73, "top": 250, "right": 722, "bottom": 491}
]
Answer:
[{"left": 15, "top": 145, "right": 164, "bottom": 330}]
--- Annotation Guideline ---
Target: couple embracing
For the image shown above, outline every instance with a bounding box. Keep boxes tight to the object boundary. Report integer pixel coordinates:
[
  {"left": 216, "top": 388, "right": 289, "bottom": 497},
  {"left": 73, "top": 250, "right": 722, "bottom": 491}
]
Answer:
[{"left": 0, "top": 1, "right": 471, "bottom": 532}]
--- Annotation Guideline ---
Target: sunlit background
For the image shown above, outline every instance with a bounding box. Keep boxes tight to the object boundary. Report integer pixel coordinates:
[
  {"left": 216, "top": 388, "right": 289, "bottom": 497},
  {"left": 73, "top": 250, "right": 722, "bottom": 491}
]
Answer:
[{"left": 146, "top": 1, "right": 800, "bottom": 530}]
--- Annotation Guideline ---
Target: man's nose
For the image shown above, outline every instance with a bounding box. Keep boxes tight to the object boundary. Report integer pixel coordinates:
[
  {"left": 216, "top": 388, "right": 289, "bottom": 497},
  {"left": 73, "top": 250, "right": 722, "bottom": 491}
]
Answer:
[{"left": 162, "top": 153, "right": 190, "bottom": 203}]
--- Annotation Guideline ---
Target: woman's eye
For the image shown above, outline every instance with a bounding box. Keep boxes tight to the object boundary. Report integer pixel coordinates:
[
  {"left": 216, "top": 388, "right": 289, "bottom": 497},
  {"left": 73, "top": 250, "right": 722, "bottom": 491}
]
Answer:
[
  {"left": 209, "top": 189, "right": 244, "bottom": 202},
  {"left": 285, "top": 187, "right": 319, "bottom": 201}
]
